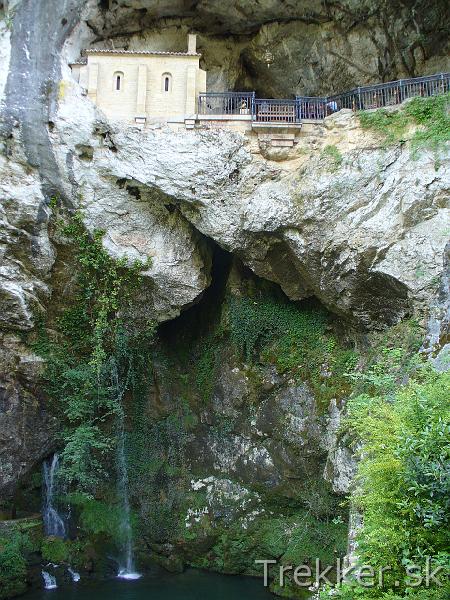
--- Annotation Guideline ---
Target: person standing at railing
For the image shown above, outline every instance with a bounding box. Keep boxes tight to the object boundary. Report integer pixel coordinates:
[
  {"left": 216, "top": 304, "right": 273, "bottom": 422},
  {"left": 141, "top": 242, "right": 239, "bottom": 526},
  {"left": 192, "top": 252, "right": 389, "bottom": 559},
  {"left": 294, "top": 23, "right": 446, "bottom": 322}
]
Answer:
[
  {"left": 326, "top": 99, "right": 338, "bottom": 114},
  {"left": 240, "top": 100, "right": 249, "bottom": 115}
]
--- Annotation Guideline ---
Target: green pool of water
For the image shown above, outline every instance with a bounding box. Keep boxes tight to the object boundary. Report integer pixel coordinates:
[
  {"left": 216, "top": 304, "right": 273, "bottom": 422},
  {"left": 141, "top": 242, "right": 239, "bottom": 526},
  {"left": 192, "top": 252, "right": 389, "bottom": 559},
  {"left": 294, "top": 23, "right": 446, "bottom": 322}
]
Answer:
[{"left": 25, "top": 568, "right": 276, "bottom": 600}]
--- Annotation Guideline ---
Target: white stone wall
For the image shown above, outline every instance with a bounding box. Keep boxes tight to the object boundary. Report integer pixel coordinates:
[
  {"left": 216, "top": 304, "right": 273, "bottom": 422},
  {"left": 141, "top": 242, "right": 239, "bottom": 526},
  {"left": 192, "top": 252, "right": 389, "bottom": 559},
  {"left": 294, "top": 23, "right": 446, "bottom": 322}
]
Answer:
[{"left": 78, "top": 53, "right": 206, "bottom": 122}]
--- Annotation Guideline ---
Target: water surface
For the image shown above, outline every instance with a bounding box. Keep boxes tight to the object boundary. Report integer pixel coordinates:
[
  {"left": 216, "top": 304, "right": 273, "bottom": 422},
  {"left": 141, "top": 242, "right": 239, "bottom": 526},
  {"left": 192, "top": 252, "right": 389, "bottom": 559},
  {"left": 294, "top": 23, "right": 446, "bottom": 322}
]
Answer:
[{"left": 25, "top": 568, "right": 275, "bottom": 600}]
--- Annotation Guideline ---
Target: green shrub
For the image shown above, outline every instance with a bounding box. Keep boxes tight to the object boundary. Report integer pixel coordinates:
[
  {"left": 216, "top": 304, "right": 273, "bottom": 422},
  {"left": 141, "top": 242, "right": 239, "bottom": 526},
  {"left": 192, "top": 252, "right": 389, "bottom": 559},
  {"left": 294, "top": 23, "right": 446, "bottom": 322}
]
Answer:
[
  {"left": 359, "top": 93, "right": 450, "bottom": 155},
  {"left": 228, "top": 295, "right": 356, "bottom": 409},
  {"left": 321, "top": 583, "right": 450, "bottom": 600},
  {"left": 67, "top": 495, "right": 123, "bottom": 543},
  {"left": 41, "top": 537, "right": 69, "bottom": 563},
  {"left": 337, "top": 368, "right": 450, "bottom": 598},
  {"left": 321, "top": 145, "right": 344, "bottom": 171},
  {"left": 0, "top": 533, "right": 30, "bottom": 599},
  {"left": 196, "top": 510, "right": 347, "bottom": 579}
]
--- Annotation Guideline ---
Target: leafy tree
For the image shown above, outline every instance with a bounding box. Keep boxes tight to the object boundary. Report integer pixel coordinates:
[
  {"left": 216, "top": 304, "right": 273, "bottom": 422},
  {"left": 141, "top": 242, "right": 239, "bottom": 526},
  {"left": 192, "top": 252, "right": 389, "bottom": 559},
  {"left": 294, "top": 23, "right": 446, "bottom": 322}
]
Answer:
[{"left": 329, "top": 365, "right": 449, "bottom": 599}]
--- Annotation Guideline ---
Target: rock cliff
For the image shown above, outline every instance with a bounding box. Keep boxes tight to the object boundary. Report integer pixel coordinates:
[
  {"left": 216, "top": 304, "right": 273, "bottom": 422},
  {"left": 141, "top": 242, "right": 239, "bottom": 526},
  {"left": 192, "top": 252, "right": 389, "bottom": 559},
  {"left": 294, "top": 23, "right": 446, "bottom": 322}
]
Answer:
[{"left": 0, "top": 1, "right": 449, "bottom": 579}]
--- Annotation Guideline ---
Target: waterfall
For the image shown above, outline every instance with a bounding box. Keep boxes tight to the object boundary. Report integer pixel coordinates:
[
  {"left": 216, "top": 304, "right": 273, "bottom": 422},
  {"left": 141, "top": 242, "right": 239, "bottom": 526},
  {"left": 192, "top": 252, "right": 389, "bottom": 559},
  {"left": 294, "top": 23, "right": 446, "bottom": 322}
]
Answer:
[
  {"left": 116, "top": 418, "right": 141, "bottom": 580},
  {"left": 113, "top": 361, "right": 141, "bottom": 580},
  {"left": 68, "top": 567, "right": 80, "bottom": 582},
  {"left": 42, "top": 453, "right": 67, "bottom": 538},
  {"left": 421, "top": 250, "right": 449, "bottom": 371},
  {"left": 41, "top": 571, "right": 57, "bottom": 589}
]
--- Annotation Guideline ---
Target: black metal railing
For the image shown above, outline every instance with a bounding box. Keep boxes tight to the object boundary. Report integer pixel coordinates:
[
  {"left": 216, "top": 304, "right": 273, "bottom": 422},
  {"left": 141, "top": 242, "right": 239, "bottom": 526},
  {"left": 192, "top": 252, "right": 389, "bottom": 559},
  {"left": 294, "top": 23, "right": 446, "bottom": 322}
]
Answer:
[
  {"left": 197, "top": 73, "right": 450, "bottom": 124},
  {"left": 296, "top": 96, "right": 327, "bottom": 120},
  {"left": 297, "top": 72, "right": 450, "bottom": 119},
  {"left": 254, "top": 99, "right": 300, "bottom": 122},
  {"left": 198, "top": 92, "right": 255, "bottom": 116}
]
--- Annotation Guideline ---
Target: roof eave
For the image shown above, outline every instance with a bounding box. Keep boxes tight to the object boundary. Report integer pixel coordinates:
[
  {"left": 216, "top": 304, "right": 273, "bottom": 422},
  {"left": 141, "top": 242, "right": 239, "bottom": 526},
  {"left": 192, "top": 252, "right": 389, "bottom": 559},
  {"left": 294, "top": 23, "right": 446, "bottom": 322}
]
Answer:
[{"left": 82, "top": 49, "right": 201, "bottom": 58}]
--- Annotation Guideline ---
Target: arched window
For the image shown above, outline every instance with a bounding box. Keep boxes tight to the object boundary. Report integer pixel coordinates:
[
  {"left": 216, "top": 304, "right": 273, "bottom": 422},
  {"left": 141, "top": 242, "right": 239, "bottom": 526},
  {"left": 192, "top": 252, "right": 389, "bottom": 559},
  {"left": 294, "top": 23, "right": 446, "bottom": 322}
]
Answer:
[
  {"left": 162, "top": 73, "right": 172, "bottom": 93},
  {"left": 113, "top": 71, "right": 124, "bottom": 91}
]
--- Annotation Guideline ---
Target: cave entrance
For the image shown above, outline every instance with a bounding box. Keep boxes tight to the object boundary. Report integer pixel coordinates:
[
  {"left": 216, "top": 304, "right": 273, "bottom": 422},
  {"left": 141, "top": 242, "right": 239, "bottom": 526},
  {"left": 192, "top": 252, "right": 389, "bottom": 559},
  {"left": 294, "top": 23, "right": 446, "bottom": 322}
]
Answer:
[{"left": 158, "top": 242, "right": 233, "bottom": 346}]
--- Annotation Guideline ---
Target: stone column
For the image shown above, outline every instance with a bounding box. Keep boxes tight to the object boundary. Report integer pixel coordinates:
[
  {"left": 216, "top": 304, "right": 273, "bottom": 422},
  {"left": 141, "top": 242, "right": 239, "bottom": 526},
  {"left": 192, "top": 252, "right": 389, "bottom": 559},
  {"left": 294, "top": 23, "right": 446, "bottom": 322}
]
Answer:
[
  {"left": 187, "top": 34, "right": 197, "bottom": 54},
  {"left": 185, "top": 65, "right": 196, "bottom": 116},
  {"left": 87, "top": 62, "right": 99, "bottom": 103},
  {"left": 79, "top": 66, "right": 88, "bottom": 89},
  {"left": 136, "top": 64, "right": 147, "bottom": 118}
]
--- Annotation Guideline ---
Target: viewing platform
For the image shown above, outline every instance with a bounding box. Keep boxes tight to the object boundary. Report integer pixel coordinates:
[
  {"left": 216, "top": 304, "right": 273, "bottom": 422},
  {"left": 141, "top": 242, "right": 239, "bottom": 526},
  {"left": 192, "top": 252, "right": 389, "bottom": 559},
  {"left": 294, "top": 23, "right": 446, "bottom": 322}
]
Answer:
[
  {"left": 196, "top": 72, "right": 450, "bottom": 130},
  {"left": 197, "top": 92, "right": 301, "bottom": 131}
]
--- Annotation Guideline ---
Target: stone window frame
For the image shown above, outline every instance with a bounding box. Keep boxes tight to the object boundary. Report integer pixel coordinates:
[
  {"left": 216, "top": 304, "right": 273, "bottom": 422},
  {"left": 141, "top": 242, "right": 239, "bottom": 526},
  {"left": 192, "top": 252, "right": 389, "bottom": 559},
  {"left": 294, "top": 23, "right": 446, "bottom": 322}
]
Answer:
[
  {"left": 162, "top": 72, "right": 172, "bottom": 93},
  {"left": 113, "top": 71, "right": 124, "bottom": 92}
]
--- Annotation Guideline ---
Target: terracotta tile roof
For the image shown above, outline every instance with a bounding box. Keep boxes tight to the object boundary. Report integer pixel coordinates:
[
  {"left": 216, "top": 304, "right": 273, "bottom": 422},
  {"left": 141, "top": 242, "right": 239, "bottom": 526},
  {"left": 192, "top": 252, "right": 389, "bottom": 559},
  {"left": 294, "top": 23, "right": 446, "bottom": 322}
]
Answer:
[{"left": 83, "top": 48, "right": 201, "bottom": 57}]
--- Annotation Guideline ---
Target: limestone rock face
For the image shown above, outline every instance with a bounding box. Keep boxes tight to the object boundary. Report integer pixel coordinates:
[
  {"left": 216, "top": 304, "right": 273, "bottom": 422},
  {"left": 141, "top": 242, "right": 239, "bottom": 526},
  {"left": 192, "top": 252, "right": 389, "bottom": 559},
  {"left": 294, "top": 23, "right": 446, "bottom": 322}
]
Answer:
[
  {"left": 0, "top": 143, "right": 57, "bottom": 495},
  {"left": 53, "top": 85, "right": 450, "bottom": 329},
  {"left": 0, "top": 0, "right": 449, "bottom": 501},
  {"left": 0, "top": 334, "right": 57, "bottom": 496},
  {"left": 82, "top": 0, "right": 450, "bottom": 96},
  {"left": 133, "top": 316, "right": 358, "bottom": 571},
  {"left": 0, "top": 152, "right": 54, "bottom": 331}
]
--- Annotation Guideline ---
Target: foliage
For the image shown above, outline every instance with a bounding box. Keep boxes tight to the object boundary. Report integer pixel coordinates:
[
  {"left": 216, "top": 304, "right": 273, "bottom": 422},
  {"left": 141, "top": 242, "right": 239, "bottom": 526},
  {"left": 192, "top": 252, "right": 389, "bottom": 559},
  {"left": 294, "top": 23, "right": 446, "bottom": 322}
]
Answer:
[
  {"left": 333, "top": 368, "right": 450, "bottom": 599},
  {"left": 40, "top": 534, "right": 93, "bottom": 571},
  {"left": 358, "top": 93, "right": 450, "bottom": 155},
  {"left": 157, "top": 279, "right": 357, "bottom": 412},
  {"left": 3, "top": 9, "right": 15, "bottom": 31},
  {"left": 228, "top": 295, "right": 357, "bottom": 409},
  {"left": 127, "top": 399, "right": 193, "bottom": 541},
  {"left": 66, "top": 495, "right": 124, "bottom": 544},
  {"left": 321, "top": 145, "right": 344, "bottom": 171},
  {"left": 190, "top": 508, "right": 347, "bottom": 579},
  {"left": 194, "top": 336, "right": 219, "bottom": 403},
  {"left": 0, "top": 533, "right": 30, "bottom": 599},
  {"left": 41, "top": 537, "right": 69, "bottom": 564},
  {"left": 33, "top": 211, "right": 154, "bottom": 496},
  {"left": 321, "top": 582, "right": 450, "bottom": 600}
]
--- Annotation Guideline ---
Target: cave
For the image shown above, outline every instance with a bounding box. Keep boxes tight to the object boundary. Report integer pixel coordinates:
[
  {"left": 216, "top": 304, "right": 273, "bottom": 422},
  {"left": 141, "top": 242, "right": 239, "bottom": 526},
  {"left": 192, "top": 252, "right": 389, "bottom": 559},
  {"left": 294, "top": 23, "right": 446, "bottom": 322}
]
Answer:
[{"left": 0, "top": 1, "right": 449, "bottom": 599}]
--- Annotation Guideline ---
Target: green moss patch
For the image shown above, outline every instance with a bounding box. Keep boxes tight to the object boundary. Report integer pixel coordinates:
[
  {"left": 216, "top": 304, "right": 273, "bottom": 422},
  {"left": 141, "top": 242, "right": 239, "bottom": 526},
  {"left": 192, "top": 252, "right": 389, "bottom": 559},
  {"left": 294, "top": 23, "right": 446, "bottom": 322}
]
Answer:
[
  {"left": 227, "top": 294, "right": 357, "bottom": 411},
  {"left": 320, "top": 145, "right": 344, "bottom": 171},
  {"left": 358, "top": 93, "right": 450, "bottom": 155}
]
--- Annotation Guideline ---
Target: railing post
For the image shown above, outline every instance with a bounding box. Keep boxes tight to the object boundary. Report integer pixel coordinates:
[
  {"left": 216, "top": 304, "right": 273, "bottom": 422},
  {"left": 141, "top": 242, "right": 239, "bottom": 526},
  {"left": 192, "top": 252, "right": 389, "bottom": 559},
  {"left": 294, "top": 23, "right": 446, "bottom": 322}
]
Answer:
[
  {"left": 357, "top": 87, "right": 361, "bottom": 111},
  {"left": 251, "top": 92, "right": 256, "bottom": 120}
]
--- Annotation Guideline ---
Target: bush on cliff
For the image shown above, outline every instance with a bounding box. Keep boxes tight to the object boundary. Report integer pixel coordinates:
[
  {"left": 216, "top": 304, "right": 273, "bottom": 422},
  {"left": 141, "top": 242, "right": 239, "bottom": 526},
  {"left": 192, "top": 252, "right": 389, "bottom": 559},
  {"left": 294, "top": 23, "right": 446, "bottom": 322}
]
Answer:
[
  {"left": 323, "top": 364, "right": 449, "bottom": 599},
  {"left": 0, "top": 533, "right": 30, "bottom": 599}
]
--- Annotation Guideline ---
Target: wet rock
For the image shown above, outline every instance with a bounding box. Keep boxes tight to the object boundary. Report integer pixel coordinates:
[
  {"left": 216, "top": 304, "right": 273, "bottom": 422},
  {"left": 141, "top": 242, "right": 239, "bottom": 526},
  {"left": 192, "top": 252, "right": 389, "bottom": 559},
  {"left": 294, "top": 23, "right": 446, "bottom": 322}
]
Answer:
[{"left": 0, "top": 335, "right": 57, "bottom": 498}]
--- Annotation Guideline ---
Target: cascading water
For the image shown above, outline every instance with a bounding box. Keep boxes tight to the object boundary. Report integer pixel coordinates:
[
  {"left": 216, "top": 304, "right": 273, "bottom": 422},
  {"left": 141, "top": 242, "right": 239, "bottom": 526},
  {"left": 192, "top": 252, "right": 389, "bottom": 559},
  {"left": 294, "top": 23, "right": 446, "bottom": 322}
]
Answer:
[
  {"left": 421, "top": 250, "right": 450, "bottom": 370},
  {"left": 42, "top": 453, "right": 67, "bottom": 538},
  {"left": 112, "top": 363, "right": 141, "bottom": 580},
  {"left": 41, "top": 571, "right": 57, "bottom": 590},
  {"left": 116, "top": 418, "right": 140, "bottom": 580},
  {"left": 42, "top": 453, "right": 77, "bottom": 589},
  {"left": 68, "top": 567, "right": 81, "bottom": 582}
]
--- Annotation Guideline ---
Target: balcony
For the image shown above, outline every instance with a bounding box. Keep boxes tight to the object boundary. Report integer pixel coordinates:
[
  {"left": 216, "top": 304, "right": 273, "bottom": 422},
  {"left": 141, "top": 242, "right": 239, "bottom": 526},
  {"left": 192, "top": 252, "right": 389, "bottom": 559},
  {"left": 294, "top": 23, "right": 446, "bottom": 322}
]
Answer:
[
  {"left": 196, "top": 73, "right": 449, "bottom": 128},
  {"left": 197, "top": 92, "right": 302, "bottom": 127}
]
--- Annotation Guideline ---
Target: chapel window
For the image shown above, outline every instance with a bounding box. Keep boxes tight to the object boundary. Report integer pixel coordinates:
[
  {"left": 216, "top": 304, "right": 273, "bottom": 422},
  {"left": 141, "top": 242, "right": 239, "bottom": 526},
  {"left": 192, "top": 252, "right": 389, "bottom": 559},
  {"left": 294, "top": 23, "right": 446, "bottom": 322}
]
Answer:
[
  {"left": 162, "top": 73, "right": 172, "bottom": 93},
  {"left": 114, "top": 72, "right": 124, "bottom": 91}
]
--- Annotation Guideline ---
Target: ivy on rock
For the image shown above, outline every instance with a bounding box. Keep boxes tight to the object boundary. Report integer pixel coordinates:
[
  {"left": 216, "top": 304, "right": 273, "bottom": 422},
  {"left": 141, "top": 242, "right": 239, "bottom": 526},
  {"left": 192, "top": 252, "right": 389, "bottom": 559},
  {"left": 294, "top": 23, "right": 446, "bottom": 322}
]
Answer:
[{"left": 34, "top": 210, "right": 154, "bottom": 496}]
